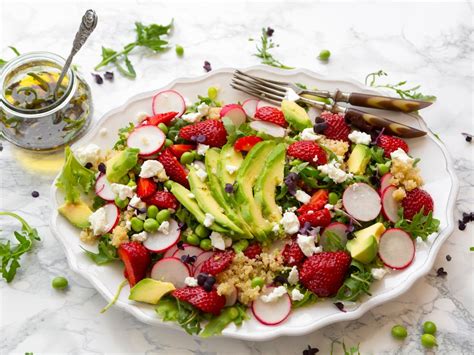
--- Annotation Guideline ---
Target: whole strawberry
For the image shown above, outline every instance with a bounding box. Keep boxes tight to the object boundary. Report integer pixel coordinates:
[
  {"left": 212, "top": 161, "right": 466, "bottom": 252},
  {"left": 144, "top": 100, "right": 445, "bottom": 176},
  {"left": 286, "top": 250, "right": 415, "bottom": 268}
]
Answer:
[
  {"left": 243, "top": 243, "right": 262, "bottom": 259},
  {"left": 157, "top": 148, "right": 189, "bottom": 188},
  {"left": 298, "top": 208, "right": 332, "bottom": 228},
  {"left": 143, "top": 190, "right": 179, "bottom": 210},
  {"left": 377, "top": 134, "right": 409, "bottom": 158},
  {"left": 118, "top": 242, "right": 151, "bottom": 286},
  {"left": 287, "top": 141, "right": 328, "bottom": 166},
  {"left": 319, "top": 112, "right": 351, "bottom": 141},
  {"left": 172, "top": 286, "right": 226, "bottom": 315},
  {"left": 299, "top": 251, "right": 351, "bottom": 297},
  {"left": 401, "top": 188, "right": 434, "bottom": 220},
  {"left": 179, "top": 119, "right": 227, "bottom": 147},
  {"left": 282, "top": 241, "right": 306, "bottom": 266},
  {"left": 200, "top": 250, "right": 235, "bottom": 275},
  {"left": 254, "top": 106, "right": 287, "bottom": 127}
]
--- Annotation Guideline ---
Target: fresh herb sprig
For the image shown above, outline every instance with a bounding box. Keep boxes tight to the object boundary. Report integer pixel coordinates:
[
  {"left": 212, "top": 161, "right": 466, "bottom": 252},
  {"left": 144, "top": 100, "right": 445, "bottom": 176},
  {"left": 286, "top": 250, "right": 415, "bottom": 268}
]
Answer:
[
  {"left": 82, "top": 236, "right": 119, "bottom": 265},
  {"left": 0, "top": 46, "right": 20, "bottom": 68},
  {"left": 0, "top": 212, "right": 40, "bottom": 283},
  {"left": 251, "top": 27, "right": 293, "bottom": 69},
  {"left": 336, "top": 260, "right": 373, "bottom": 302},
  {"left": 330, "top": 339, "right": 361, "bottom": 355},
  {"left": 395, "top": 208, "right": 440, "bottom": 240},
  {"left": 95, "top": 21, "right": 173, "bottom": 78},
  {"left": 365, "top": 70, "right": 436, "bottom": 102}
]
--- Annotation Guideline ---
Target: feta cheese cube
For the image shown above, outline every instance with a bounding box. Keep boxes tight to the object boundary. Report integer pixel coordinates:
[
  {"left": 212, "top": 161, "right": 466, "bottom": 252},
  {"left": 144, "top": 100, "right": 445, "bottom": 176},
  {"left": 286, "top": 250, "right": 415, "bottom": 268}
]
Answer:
[
  {"left": 139, "top": 160, "right": 168, "bottom": 181},
  {"left": 287, "top": 266, "right": 299, "bottom": 285},
  {"left": 225, "top": 164, "right": 238, "bottom": 175},
  {"left": 111, "top": 183, "right": 135, "bottom": 200},
  {"left": 348, "top": 130, "right": 372, "bottom": 145},
  {"left": 184, "top": 276, "right": 199, "bottom": 287},
  {"left": 317, "top": 160, "right": 353, "bottom": 184},
  {"left": 197, "top": 144, "right": 210, "bottom": 156},
  {"left": 195, "top": 168, "right": 208, "bottom": 182},
  {"left": 210, "top": 231, "right": 225, "bottom": 250},
  {"left": 290, "top": 288, "right": 305, "bottom": 301},
  {"left": 131, "top": 231, "right": 148, "bottom": 242},
  {"left": 260, "top": 286, "right": 287, "bottom": 303},
  {"left": 129, "top": 195, "right": 146, "bottom": 209},
  {"left": 158, "top": 221, "right": 170, "bottom": 235},
  {"left": 75, "top": 144, "right": 102, "bottom": 166},
  {"left": 203, "top": 213, "right": 215, "bottom": 227},
  {"left": 280, "top": 211, "right": 300, "bottom": 235},
  {"left": 390, "top": 148, "right": 414, "bottom": 164},
  {"left": 297, "top": 234, "right": 322, "bottom": 257},
  {"left": 295, "top": 190, "right": 311, "bottom": 204},
  {"left": 300, "top": 128, "right": 322, "bottom": 142},
  {"left": 371, "top": 267, "right": 389, "bottom": 280},
  {"left": 88, "top": 207, "right": 108, "bottom": 236}
]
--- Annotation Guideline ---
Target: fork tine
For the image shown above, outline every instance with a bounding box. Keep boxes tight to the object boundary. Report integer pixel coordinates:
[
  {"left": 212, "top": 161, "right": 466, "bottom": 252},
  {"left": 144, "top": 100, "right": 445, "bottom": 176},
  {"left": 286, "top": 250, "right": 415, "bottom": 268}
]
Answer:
[
  {"left": 232, "top": 77, "right": 287, "bottom": 98},
  {"left": 234, "top": 70, "right": 289, "bottom": 92},
  {"left": 231, "top": 80, "right": 286, "bottom": 102},
  {"left": 235, "top": 70, "right": 289, "bottom": 87},
  {"left": 230, "top": 83, "right": 283, "bottom": 105},
  {"left": 233, "top": 73, "right": 287, "bottom": 94}
]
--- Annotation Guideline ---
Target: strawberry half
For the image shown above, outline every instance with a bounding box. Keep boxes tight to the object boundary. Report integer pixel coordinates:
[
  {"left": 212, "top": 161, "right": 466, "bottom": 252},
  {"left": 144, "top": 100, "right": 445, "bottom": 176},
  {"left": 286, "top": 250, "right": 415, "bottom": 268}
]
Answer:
[
  {"left": 320, "top": 112, "right": 351, "bottom": 141},
  {"left": 243, "top": 243, "right": 262, "bottom": 259},
  {"left": 282, "top": 241, "right": 306, "bottom": 267},
  {"left": 137, "top": 177, "right": 157, "bottom": 198},
  {"left": 298, "top": 189, "right": 329, "bottom": 215},
  {"left": 254, "top": 106, "right": 287, "bottom": 127},
  {"left": 172, "top": 286, "right": 226, "bottom": 315},
  {"left": 200, "top": 250, "right": 235, "bottom": 275},
  {"left": 287, "top": 141, "right": 328, "bottom": 166},
  {"left": 169, "top": 144, "right": 195, "bottom": 159},
  {"left": 299, "top": 251, "right": 351, "bottom": 297},
  {"left": 118, "top": 242, "right": 151, "bottom": 286},
  {"left": 298, "top": 208, "right": 332, "bottom": 228},
  {"left": 401, "top": 188, "right": 434, "bottom": 220},
  {"left": 377, "top": 134, "right": 409, "bottom": 158},
  {"left": 144, "top": 112, "right": 178, "bottom": 126},
  {"left": 143, "top": 190, "right": 179, "bottom": 210},
  {"left": 234, "top": 136, "right": 263, "bottom": 152},
  {"left": 179, "top": 119, "right": 227, "bottom": 147},
  {"left": 157, "top": 148, "right": 189, "bottom": 188}
]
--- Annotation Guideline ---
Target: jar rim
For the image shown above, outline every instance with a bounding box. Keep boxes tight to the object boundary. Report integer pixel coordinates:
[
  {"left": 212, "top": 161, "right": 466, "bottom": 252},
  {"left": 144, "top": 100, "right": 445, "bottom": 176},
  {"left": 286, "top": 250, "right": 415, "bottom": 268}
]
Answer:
[{"left": 0, "top": 51, "right": 77, "bottom": 118}]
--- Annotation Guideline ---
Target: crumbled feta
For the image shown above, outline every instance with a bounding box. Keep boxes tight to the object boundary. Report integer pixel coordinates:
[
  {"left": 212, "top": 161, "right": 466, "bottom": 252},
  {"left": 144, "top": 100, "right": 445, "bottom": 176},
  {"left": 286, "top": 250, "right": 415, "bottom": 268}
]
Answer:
[
  {"left": 197, "top": 102, "right": 210, "bottom": 116},
  {"left": 280, "top": 212, "right": 300, "bottom": 235},
  {"left": 99, "top": 127, "right": 108, "bottom": 136},
  {"left": 272, "top": 223, "right": 280, "bottom": 234},
  {"left": 300, "top": 128, "right": 322, "bottom": 142},
  {"left": 297, "top": 234, "right": 322, "bottom": 257},
  {"left": 225, "top": 164, "right": 238, "bottom": 175},
  {"left": 203, "top": 213, "right": 215, "bottom": 227},
  {"left": 290, "top": 288, "right": 305, "bottom": 301},
  {"left": 371, "top": 267, "right": 389, "bottom": 280},
  {"left": 136, "top": 112, "right": 149, "bottom": 124},
  {"left": 188, "top": 193, "right": 195, "bottom": 199},
  {"left": 197, "top": 144, "right": 210, "bottom": 156},
  {"left": 390, "top": 148, "right": 414, "bottom": 164},
  {"left": 313, "top": 155, "right": 319, "bottom": 163},
  {"left": 261, "top": 286, "right": 287, "bottom": 303},
  {"left": 324, "top": 203, "right": 334, "bottom": 210},
  {"left": 132, "top": 231, "right": 148, "bottom": 242},
  {"left": 295, "top": 190, "right": 311, "bottom": 204},
  {"left": 158, "top": 221, "right": 170, "bottom": 235},
  {"left": 348, "top": 130, "right": 372, "bottom": 145},
  {"left": 75, "top": 144, "right": 102, "bottom": 166},
  {"left": 285, "top": 89, "right": 300, "bottom": 102},
  {"left": 288, "top": 266, "right": 299, "bottom": 285},
  {"left": 125, "top": 220, "right": 132, "bottom": 231},
  {"left": 184, "top": 276, "right": 199, "bottom": 287},
  {"left": 88, "top": 207, "right": 108, "bottom": 236},
  {"left": 129, "top": 195, "right": 146, "bottom": 209},
  {"left": 111, "top": 183, "right": 135, "bottom": 200},
  {"left": 210, "top": 231, "right": 225, "bottom": 250},
  {"left": 139, "top": 160, "right": 168, "bottom": 181},
  {"left": 195, "top": 168, "right": 208, "bottom": 182},
  {"left": 317, "top": 160, "right": 353, "bottom": 184},
  {"left": 224, "top": 236, "right": 233, "bottom": 248},
  {"left": 182, "top": 102, "right": 210, "bottom": 123}
]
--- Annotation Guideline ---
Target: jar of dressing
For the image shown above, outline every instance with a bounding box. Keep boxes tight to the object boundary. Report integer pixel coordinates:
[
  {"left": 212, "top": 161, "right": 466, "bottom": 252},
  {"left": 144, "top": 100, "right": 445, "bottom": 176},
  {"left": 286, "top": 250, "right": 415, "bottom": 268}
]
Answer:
[{"left": 0, "top": 51, "right": 92, "bottom": 150}]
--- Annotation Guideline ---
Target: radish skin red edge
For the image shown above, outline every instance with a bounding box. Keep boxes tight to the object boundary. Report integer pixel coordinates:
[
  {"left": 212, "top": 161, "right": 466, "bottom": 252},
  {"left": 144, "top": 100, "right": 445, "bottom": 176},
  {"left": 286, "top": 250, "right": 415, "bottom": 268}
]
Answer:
[
  {"left": 251, "top": 286, "right": 291, "bottom": 325},
  {"left": 242, "top": 99, "right": 259, "bottom": 118},
  {"left": 152, "top": 90, "right": 186, "bottom": 117},
  {"left": 173, "top": 245, "right": 203, "bottom": 260},
  {"left": 220, "top": 104, "right": 246, "bottom": 127},
  {"left": 143, "top": 219, "right": 181, "bottom": 253},
  {"left": 150, "top": 257, "right": 191, "bottom": 289},
  {"left": 378, "top": 228, "right": 415, "bottom": 270},
  {"left": 342, "top": 183, "right": 382, "bottom": 222},
  {"left": 103, "top": 203, "right": 120, "bottom": 233},
  {"left": 95, "top": 174, "right": 115, "bottom": 201},
  {"left": 379, "top": 173, "right": 394, "bottom": 195},
  {"left": 249, "top": 121, "right": 286, "bottom": 138},
  {"left": 381, "top": 185, "right": 401, "bottom": 223},
  {"left": 127, "top": 125, "right": 166, "bottom": 156}
]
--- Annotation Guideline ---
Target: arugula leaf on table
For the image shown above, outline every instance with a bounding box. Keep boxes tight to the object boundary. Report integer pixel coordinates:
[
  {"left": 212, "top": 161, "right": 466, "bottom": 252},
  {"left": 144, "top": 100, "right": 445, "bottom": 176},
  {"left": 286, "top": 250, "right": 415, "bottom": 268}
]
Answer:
[
  {"left": 395, "top": 208, "right": 440, "bottom": 240},
  {"left": 0, "top": 212, "right": 40, "bottom": 283},
  {"left": 81, "top": 235, "right": 119, "bottom": 265},
  {"left": 250, "top": 27, "right": 293, "bottom": 69}
]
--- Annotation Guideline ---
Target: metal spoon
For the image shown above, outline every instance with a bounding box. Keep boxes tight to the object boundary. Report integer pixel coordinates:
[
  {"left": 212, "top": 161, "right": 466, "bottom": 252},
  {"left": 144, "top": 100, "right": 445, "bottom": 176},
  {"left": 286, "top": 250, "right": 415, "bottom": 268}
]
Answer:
[{"left": 54, "top": 9, "right": 98, "bottom": 98}]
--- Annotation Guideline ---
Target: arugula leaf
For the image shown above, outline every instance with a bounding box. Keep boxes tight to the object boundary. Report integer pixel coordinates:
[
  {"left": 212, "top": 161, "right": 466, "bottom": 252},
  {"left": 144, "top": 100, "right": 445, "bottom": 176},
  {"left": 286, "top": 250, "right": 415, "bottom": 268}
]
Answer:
[
  {"left": 291, "top": 287, "right": 318, "bottom": 308},
  {"left": 156, "top": 296, "right": 203, "bottom": 335},
  {"left": 251, "top": 28, "right": 293, "bottom": 69},
  {"left": 113, "top": 122, "right": 135, "bottom": 150},
  {"left": 395, "top": 208, "right": 440, "bottom": 240},
  {"left": 322, "top": 230, "right": 345, "bottom": 252},
  {"left": 201, "top": 306, "right": 243, "bottom": 337},
  {"left": 0, "top": 212, "right": 40, "bottom": 283},
  {"left": 82, "top": 235, "right": 119, "bottom": 265},
  {"left": 56, "top": 147, "right": 96, "bottom": 203},
  {"left": 336, "top": 260, "right": 373, "bottom": 302}
]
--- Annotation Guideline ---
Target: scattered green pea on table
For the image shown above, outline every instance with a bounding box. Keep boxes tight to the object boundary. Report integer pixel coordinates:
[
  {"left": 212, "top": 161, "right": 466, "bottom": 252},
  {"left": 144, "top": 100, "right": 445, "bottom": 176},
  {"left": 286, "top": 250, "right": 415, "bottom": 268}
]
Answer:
[
  {"left": 421, "top": 334, "right": 438, "bottom": 348},
  {"left": 423, "top": 321, "right": 437, "bottom": 335},
  {"left": 52, "top": 276, "right": 68, "bottom": 290},
  {"left": 318, "top": 49, "right": 331, "bottom": 61},
  {"left": 391, "top": 325, "right": 408, "bottom": 339}
]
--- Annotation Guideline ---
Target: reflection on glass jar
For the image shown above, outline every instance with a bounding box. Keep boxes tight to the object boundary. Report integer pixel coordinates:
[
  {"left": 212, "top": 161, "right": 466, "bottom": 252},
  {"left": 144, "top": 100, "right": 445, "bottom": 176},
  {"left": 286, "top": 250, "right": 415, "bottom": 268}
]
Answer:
[{"left": 0, "top": 52, "right": 92, "bottom": 150}]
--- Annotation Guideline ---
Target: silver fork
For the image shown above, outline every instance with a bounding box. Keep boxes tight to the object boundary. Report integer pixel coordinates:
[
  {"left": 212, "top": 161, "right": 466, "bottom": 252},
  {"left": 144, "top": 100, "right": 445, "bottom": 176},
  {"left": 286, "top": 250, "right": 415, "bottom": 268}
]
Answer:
[{"left": 231, "top": 70, "right": 427, "bottom": 138}]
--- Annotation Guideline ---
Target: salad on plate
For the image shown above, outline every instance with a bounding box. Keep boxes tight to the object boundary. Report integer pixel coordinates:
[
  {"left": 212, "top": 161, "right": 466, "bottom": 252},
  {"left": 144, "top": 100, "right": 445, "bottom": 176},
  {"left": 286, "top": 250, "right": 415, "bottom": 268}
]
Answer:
[{"left": 55, "top": 83, "right": 440, "bottom": 337}]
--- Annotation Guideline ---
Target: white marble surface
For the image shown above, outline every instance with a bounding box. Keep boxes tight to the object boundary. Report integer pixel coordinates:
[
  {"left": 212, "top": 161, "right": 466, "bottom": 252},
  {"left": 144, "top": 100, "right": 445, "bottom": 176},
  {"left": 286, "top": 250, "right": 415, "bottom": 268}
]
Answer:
[{"left": 1, "top": 1, "right": 473, "bottom": 354}]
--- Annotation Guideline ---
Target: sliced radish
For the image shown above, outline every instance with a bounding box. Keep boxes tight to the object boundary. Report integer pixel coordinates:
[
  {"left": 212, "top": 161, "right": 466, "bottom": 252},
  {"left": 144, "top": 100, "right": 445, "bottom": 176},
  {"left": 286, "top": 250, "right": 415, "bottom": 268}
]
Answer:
[
  {"left": 249, "top": 121, "right": 286, "bottom": 138},
  {"left": 380, "top": 173, "right": 394, "bottom": 195},
  {"left": 127, "top": 125, "right": 166, "bottom": 156},
  {"left": 307, "top": 106, "right": 320, "bottom": 125},
  {"left": 242, "top": 98, "right": 259, "bottom": 118},
  {"left": 163, "top": 244, "right": 180, "bottom": 258},
  {"left": 381, "top": 185, "right": 401, "bottom": 223},
  {"left": 152, "top": 89, "right": 186, "bottom": 117},
  {"left": 95, "top": 174, "right": 115, "bottom": 201},
  {"left": 193, "top": 261, "right": 204, "bottom": 276},
  {"left": 320, "top": 222, "right": 348, "bottom": 249},
  {"left": 256, "top": 100, "right": 278, "bottom": 110},
  {"left": 102, "top": 203, "right": 120, "bottom": 234},
  {"left": 378, "top": 228, "right": 415, "bottom": 270},
  {"left": 343, "top": 183, "right": 381, "bottom": 222},
  {"left": 150, "top": 257, "right": 190, "bottom": 288},
  {"left": 143, "top": 218, "right": 181, "bottom": 252},
  {"left": 251, "top": 287, "right": 291, "bottom": 325},
  {"left": 220, "top": 104, "right": 246, "bottom": 127},
  {"left": 194, "top": 251, "right": 214, "bottom": 270},
  {"left": 173, "top": 245, "right": 203, "bottom": 260},
  {"left": 225, "top": 285, "right": 238, "bottom": 307}
]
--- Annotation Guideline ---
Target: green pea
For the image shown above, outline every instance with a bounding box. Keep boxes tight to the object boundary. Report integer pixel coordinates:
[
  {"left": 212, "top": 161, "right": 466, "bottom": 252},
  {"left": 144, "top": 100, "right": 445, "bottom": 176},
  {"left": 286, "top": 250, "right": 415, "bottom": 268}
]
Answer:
[
  {"left": 391, "top": 325, "right": 408, "bottom": 339},
  {"left": 180, "top": 151, "right": 195, "bottom": 165},
  {"left": 195, "top": 224, "right": 210, "bottom": 239},
  {"left": 131, "top": 217, "right": 144, "bottom": 232},
  {"left": 147, "top": 205, "right": 159, "bottom": 219},
  {"left": 165, "top": 139, "right": 173, "bottom": 147},
  {"left": 233, "top": 239, "right": 249, "bottom": 253},
  {"left": 328, "top": 192, "right": 339, "bottom": 205},
  {"left": 144, "top": 218, "right": 159, "bottom": 233},
  {"left": 421, "top": 334, "right": 437, "bottom": 348},
  {"left": 114, "top": 197, "right": 129, "bottom": 209},
  {"left": 318, "top": 49, "right": 331, "bottom": 61},
  {"left": 227, "top": 306, "right": 239, "bottom": 320},
  {"left": 377, "top": 163, "right": 390, "bottom": 176},
  {"left": 200, "top": 238, "right": 212, "bottom": 251},
  {"left": 155, "top": 209, "right": 171, "bottom": 224},
  {"left": 164, "top": 180, "right": 173, "bottom": 190},
  {"left": 187, "top": 234, "right": 200, "bottom": 246},
  {"left": 208, "top": 86, "right": 218, "bottom": 100},
  {"left": 251, "top": 276, "right": 264, "bottom": 288},
  {"left": 127, "top": 179, "right": 136, "bottom": 187},
  {"left": 175, "top": 44, "right": 184, "bottom": 57},
  {"left": 52, "top": 276, "right": 68, "bottom": 290},
  {"left": 423, "top": 321, "right": 437, "bottom": 335},
  {"left": 158, "top": 123, "right": 168, "bottom": 135}
]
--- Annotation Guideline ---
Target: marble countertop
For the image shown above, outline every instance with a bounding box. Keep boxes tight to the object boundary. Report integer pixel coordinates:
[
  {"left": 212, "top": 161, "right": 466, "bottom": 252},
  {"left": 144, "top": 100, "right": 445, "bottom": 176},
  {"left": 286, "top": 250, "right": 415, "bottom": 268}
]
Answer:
[{"left": 1, "top": 1, "right": 473, "bottom": 354}]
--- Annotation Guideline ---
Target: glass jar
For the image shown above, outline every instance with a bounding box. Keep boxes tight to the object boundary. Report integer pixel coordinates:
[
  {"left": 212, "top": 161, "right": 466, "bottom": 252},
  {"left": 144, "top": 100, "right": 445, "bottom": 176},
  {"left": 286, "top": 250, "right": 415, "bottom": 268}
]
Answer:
[{"left": 0, "top": 51, "right": 92, "bottom": 150}]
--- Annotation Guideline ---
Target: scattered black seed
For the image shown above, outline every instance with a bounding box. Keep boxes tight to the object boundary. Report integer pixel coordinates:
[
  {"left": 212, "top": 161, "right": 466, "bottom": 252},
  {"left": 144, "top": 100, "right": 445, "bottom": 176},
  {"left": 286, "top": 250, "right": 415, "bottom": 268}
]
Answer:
[
  {"left": 104, "top": 71, "right": 114, "bottom": 81},
  {"left": 273, "top": 275, "right": 288, "bottom": 284},
  {"left": 436, "top": 267, "right": 447, "bottom": 277},
  {"left": 446, "top": 255, "right": 452, "bottom": 262},
  {"left": 462, "top": 132, "right": 473, "bottom": 142},
  {"left": 177, "top": 241, "right": 185, "bottom": 250},
  {"left": 197, "top": 273, "right": 207, "bottom": 286},
  {"left": 85, "top": 162, "right": 93, "bottom": 169},
  {"left": 313, "top": 121, "right": 328, "bottom": 134},
  {"left": 458, "top": 220, "right": 466, "bottom": 231},
  {"left": 225, "top": 183, "right": 234, "bottom": 194},
  {"left": 266, "top": 27, "right": 274, "bottom": 37},
  {"left": 91, "top": 73, "right": 103, "bottom": 84},
  {"left": 302, "top": 345, "right": 319, "bottom": 355},
  {"left": 203, "top": 61, "right": 212, "bottom": 72},
  {"left": 333, "top": 302, "right": 346, "bottom": 312},
  {"left": 299, "top": 221, "right": 312, "bottom": 235},
  {"left": 31, "top": 191, "right": 39, "bottom": 198},
  {"left": 98, "top": 163, "right": 106, "bottom": 174}
]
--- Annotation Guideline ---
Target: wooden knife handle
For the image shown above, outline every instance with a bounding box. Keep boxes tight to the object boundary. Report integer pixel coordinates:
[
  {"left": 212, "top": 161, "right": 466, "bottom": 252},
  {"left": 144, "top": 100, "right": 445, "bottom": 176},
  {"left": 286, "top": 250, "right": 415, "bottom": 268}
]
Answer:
[{"left": 348, "top": 92, "right": 432, "bottom": 113}]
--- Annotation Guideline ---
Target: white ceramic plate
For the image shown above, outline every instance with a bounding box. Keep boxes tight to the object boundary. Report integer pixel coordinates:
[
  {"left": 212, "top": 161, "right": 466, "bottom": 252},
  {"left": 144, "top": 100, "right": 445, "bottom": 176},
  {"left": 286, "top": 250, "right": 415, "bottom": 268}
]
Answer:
[{"left": 50, "top": 66, "right": 458, "bottom": 341}]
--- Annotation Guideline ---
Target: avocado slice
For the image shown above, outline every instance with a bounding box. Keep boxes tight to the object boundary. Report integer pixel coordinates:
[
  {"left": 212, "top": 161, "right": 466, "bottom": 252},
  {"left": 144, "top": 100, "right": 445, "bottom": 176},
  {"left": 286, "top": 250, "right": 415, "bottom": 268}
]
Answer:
[
  {"left": 347, "top": 144, "right": 371, "bottom": 175},
  {"left": 106, "top": 148, "right": 139, "bottom": 183},
  {"left": 58, "top": 200, "right": 92, "bottom": 228},
  {"left": 188, "top": 166, "right": 245, "bottom": 236},
  {"left": 254, "top": 143, "right": 286, "bottom": 223},
  {"left": 217, "top": 144, "right": 243, "bottom": 189},
  {"left": 281, "top": 99, "right": 312, "bottom": 131},
  {"left": 235, "top": 141, "right": 275, "bottom": 241},
  {"left": 129, "top": 278, "right": 175, "bottom": 304},
  {"left": 346, "top": 234, "right": 378, "bottom": 264},
  {"left": 354, "top": 222, "right": 386, "bottom": 242}
]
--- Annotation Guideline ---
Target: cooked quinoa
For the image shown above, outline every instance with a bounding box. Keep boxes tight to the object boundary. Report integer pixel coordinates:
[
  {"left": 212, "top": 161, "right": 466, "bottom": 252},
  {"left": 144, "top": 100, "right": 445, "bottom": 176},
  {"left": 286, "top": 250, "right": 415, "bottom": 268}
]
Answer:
[
  {"left": 392, "top": 187, "right": 407, "bottom": 202},
  {"left": 390, "top": 158, "right": 423, "bottom": 191},
  {"left": 319, "top": 137, "right": 349, "bottom": 157},
  {"left": 110, "top": 225, "right": 129, "bottom": 247},
  {"left": 79, "top": 228, "right": 96, "bottom": 244},
  {"left": 207, "top": 107, "right": 222, "bottom": 120}
]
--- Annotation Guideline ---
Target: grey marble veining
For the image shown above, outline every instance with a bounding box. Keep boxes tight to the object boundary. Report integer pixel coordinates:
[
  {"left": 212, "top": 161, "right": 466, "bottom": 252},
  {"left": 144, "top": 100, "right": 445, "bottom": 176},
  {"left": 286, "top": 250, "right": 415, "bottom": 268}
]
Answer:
[{"left": 1, "top": 1, "right": 473, "bottom": 354}]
